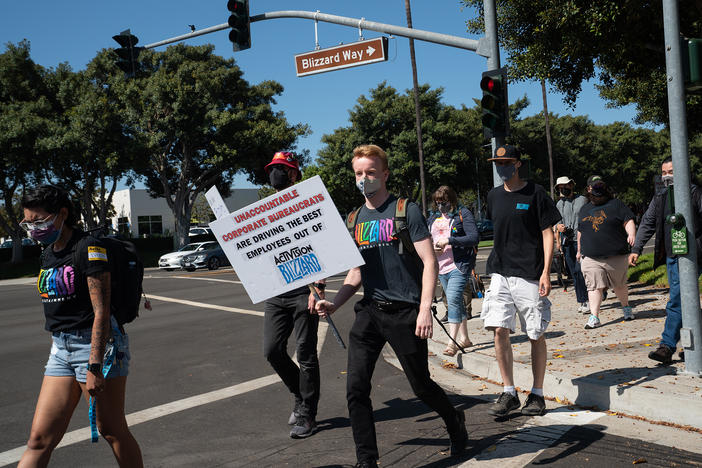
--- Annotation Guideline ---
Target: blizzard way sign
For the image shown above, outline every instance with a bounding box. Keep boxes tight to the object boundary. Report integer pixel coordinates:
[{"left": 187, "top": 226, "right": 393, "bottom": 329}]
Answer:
[
  {"left": 209, "top": 176, "right": 364, "bottom": 303},
  {"left": 295, "top": 36, "right": 388, "bottom": 77}
]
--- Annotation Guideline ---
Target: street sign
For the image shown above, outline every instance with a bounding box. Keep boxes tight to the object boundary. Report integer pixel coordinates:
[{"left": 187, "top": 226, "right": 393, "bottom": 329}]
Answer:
[{"left": 294, "top": 37, "right": 388, "bottom": 77}]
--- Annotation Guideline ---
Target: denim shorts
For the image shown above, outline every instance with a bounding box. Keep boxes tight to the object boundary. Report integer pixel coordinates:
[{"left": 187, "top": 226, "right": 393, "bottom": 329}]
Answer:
[{"left": 45, "top": 317, "right": 131, "bottom": 383}]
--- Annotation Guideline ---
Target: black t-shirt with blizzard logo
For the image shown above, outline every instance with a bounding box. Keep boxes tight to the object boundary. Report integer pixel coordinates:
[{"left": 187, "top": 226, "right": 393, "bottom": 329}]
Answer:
[
  {"left": 578, "top": 198, "right": 634, "bottom": 258},
  {"left": 354, "top": 195, "right": 430, "bottom": 304},
  {"left": 486, "top": 181, "right": 561, "bottom": 280},
  {"left": 38, "top": 230, "right": 111, "bottom": 332}
]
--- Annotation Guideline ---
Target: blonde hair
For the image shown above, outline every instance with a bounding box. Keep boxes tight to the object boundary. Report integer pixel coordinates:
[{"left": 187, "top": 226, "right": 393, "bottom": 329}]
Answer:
[{"left": 352, "top": 144, "right": 388, "bottom": 170}]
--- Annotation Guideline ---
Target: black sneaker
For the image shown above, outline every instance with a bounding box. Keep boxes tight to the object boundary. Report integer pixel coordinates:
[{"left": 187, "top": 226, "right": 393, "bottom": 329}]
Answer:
[
  {"left": 289, "top": 416, "right": 317, "bottom": 439},
  {"left": 449, "top": 409, "right": 468, "bottom": 456},
  {"left": 489, "top": 392, "right": 520, "bottom": 417},
  {"left": 288, "top": 400, "right": 302, "bottom": 425},
  {"left": 354, "top": 460, "right": 377, "bottom": 468},
  {"left": 521, "top": 393, "right": 546, "bottom": 416},
  {"left": 648, "top": 345, "right": 674, "bottom": 364}
]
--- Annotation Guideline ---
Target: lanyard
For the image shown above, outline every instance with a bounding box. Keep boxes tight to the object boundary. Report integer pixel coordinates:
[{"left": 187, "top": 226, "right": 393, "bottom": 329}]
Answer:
[{"left": 88, "top": 333, "right": 118, "bottom": 443}]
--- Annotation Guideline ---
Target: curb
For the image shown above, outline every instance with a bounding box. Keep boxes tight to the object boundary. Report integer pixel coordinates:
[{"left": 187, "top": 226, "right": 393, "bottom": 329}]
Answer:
[{"left": 423, "top": 337, "right": 702, "bottom": 430}]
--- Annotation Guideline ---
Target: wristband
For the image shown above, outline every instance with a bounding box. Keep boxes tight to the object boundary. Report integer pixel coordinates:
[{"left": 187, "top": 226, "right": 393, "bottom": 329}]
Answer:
[{"left": 313, "top": 282, "right": 326, "bottom": 291}]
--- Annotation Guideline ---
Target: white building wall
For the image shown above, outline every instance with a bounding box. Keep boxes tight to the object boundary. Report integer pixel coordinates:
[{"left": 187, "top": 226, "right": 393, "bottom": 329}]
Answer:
[{"left": 111, "top": 188, "right": 260, "bottom": 237}]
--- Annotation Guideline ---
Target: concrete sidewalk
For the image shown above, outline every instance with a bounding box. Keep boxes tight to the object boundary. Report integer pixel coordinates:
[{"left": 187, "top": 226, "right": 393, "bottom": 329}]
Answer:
[{"left": 428, "top": 277, "right": 702, "bottom": 430}]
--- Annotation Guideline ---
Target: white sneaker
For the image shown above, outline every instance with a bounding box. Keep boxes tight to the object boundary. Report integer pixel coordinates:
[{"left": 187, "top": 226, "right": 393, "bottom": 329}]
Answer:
[
  {"left": 582, "top": 302, "right": 590, "bottom": 314},
  {"left": 584, "top": 314, "right": 601, "bottom": 329}
]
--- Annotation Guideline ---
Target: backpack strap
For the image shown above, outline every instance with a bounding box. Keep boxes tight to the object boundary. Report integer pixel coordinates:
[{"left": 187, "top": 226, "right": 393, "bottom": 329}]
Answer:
[
  {"left": 392, "top": 198, "right": 417, "bottom": 256},
  {"left": 346, "top": 206, "right": 362, "bottom": 240}
]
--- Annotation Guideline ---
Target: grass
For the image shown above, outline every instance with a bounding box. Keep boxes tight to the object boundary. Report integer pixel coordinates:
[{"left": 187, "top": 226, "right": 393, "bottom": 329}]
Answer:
[
  {"left": 627, "top": 252, "right": 702, "bottom": 289},
  {"left": 478, "top": 239, "right": 494, "bottom": 248}
]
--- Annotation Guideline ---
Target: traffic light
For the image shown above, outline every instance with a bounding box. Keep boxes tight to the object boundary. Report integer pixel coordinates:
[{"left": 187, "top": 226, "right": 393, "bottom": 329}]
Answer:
[
  {"left": 227, "top": 0, "right": 251, "bottom": 52},
  {"left": 682, "top": 38, "right": 702, "bottom": 94},
  {"left": 480, "top": 68, "right": 509, "bottom": 138},
  {"left": 112, "top": 29, "right": 144, "bottom": 78}
]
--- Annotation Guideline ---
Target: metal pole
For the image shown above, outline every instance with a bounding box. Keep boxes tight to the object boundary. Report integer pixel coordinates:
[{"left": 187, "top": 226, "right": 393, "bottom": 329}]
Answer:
[
  {"left": 662, "top": 0, "right": 702, "bottom": 375},
  {"left": 541, "top": 79, "right": 555, "bottom": 198},
  {"left": 144, "top": 11, "right": 483, "bottom": 52},
  {"left": 483, "top": 0, "right": 503, "bottom": 188}
]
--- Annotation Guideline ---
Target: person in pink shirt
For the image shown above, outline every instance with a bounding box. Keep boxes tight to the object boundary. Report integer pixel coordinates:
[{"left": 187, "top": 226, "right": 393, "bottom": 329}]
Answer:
[{"left": 428, "top": 186, "right": 480, "bottom": 356}]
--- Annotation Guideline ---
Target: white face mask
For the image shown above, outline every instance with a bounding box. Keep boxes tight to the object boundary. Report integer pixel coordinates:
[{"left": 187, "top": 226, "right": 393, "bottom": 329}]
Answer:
[
  {"left": 662, "top": 174, "right": 674, "bottom": 187},
  {"left": 356, "top": 177, "right": 381, "bottom": 198}
]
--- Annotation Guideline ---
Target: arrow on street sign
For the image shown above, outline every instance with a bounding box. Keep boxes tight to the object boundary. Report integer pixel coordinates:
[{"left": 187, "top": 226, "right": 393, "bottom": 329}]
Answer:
[{"left": 294, "top": 37, "right": 389, "bottom": 77}]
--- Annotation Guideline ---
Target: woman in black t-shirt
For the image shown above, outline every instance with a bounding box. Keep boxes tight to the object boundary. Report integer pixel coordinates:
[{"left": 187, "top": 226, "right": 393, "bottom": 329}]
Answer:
[
  {"left": 18, "top": 186, "right": 143, "bottom": 467},
  {"left": 577, "top": 176, "right": 636, "bottom": 330}
]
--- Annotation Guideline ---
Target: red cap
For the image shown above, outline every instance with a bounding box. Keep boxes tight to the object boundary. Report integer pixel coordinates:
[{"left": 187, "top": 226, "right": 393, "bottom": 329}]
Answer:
[{"left": 264, "top": 151, "right": 301, "bottom": 179}]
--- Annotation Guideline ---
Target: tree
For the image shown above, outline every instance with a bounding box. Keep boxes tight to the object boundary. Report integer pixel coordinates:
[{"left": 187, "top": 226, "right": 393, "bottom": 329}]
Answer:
[
  {"left": 0, "top": 41, "right": 52, "bottom": 263},
  {"left": 304, "top": 82, "right": 492, "bottom": 215},
  {"left": 41, "top": 51, "right": 139, "bottom": 232},
  {"left": 117, "top": 44, "right": 309, "bottom": 247},
  {"left": 461, "top": 0, "right": 702, "bottom": 134}
]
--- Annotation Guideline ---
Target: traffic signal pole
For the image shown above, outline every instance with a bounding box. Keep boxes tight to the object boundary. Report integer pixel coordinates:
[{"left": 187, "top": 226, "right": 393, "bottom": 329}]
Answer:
[
  {"left": 662, "top": 0, "right": 702, "bottom": 376},
  {"left": 143, "top": 10, "right": 489, "bottom": 53},
  {"left": 482, "top": 0, "right": 503, "bottom": 188}
]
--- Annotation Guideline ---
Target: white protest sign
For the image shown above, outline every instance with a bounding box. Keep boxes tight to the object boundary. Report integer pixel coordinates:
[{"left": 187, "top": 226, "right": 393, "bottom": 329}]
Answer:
[
  {"left": 205, "top": 185, "right": 229, "bottom": 220},
  {"left": 209, "top": 176, "right": 365, "bottom": 303}
]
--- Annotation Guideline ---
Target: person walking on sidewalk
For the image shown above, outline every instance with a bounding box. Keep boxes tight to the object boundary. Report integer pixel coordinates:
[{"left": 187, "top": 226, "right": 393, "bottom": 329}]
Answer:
[
  {"left": 315, "top": 144, "right": 468, "bottom": 467},
  {"left": 262, "top": 151, "right": 324, "bottom": 439},
  {"left": 577, "top": 175, "right": 637, "bottom": 329},
  {"left": 480, "top": 145, "right": 561, "bottom": 418},
  {"left": 427, "top": 185, "right": 479, "bottom": 356},
  {"left": 629, "top": 158, "right": 702, "bottom": 364},
  {"left": 555, "top": 176, "right": 589, "bottom": 314}
]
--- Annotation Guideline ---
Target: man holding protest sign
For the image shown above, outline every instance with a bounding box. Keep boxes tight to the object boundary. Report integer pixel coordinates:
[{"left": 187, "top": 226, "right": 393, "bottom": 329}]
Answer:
[
  {"left": 262, "top": 151, "right": 324, "bottom": 439},
  {"left": 315, "top": 144, "right": 468, "bottom": 467}
]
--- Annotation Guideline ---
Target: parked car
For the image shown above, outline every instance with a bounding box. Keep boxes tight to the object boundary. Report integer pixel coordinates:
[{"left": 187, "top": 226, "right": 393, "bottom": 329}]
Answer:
[
  {"left": 0, "top": 238, "right": 37, "bottom": 248},
  {"left": 181, "top": 243, "right": 230, "bottom": 271},
  {"left": 158, "top": 241, "right": 219, "bottom": 271},
  {"left": 189, "top": 226, "right": 213, "bottom": 237},
  {"left": 476, "top": 219, "right": 494, "bottom": 240}
]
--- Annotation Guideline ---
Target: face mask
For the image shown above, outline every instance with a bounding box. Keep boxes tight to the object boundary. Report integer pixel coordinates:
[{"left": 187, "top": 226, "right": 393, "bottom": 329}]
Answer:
[
  {"left": 662, "top": 174, "right": 674, "bottom": 187},
  {"left": 496, "top": 163, "right": 516, "bottom": 181},
  {"left": 29, "top": 217, "right": 64, "bottom": 245},
  {"left": 269, "top": 167, "right": 291, "bottom": 190},
  {"left": 590, "top": 183, "right": 607, "bottom": 197},
  {"left": 356, "top": 177, "right": 381, "bottom": 198},
  {"left": 560, "top": 187, "right": 572, "bottom": 197},
  {"left": 437, "top": 202, "right": 450, "bottom": 214}
]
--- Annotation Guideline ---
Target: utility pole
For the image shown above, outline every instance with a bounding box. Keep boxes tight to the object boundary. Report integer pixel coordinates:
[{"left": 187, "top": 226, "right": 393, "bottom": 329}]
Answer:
[
  {"left": 404, "top": 0, "right": 428, "bottom": 216},
  {"left": 541, "top": 79, "right": 555, "bottom": 198},
  {"left": 662, "top": 0, "right": 702, "bottom": 375},
  {"left": 483, "top": 0, "right": 503, "bottom": 188}
]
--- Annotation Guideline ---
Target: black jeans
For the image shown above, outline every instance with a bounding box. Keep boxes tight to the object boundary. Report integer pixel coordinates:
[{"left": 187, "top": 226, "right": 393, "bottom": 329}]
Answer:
[
  {"left": 263, "top": 294, "right": 320, "bottom": 418},
  {"left": 347, "top": 299, "right": 461, "bottom": 462},
  {"left": 562, "top": 241, "right": 588, "bottom": 303}
]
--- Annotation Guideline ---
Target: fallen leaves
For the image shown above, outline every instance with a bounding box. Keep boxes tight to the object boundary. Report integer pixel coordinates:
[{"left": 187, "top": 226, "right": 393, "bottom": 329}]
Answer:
[
  {"left": 633, "top": 457, "right": 647, "bottom": 464},
  {"left": 442, "top": 362, "right": 458, "bottom": 369}
]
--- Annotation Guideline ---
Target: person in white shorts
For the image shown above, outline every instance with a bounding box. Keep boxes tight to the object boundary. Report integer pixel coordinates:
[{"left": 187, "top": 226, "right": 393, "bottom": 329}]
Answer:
[{"left": 480, "top": 145, "right": 562, "bottom": 417}]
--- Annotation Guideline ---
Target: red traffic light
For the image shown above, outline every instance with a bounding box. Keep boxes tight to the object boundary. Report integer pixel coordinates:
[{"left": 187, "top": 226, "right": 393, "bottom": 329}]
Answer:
[{"left": 480, "top": 76, "right": 501, "bottom": 93}]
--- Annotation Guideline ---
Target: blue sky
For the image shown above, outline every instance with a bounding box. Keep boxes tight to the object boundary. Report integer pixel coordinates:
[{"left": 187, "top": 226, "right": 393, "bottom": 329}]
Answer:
[{"left": 2, "top": 1, "right": 642, "bottom": 189}]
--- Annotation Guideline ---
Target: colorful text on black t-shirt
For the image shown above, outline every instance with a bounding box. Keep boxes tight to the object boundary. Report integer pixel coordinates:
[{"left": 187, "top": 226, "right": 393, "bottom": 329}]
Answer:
[
  {"left": 354, "top": 217, "right": 395, "bottom": 247},
  {"left": 37, "top": 265, "right": 76, "bottom": 302}
]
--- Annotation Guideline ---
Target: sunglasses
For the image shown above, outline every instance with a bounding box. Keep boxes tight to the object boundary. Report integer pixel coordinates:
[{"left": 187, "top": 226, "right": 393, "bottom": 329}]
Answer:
[{"left": 20, "top": 214, "right": 56, "bottom": 232}]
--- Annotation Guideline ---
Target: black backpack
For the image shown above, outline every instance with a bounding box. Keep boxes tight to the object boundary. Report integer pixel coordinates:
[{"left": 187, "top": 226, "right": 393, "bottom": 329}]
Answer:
[{"left": 72, "top": 233, "right": 144, "bottom": 326}]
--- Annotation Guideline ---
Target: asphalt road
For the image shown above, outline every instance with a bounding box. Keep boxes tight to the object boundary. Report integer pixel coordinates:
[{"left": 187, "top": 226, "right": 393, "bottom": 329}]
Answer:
[{"left": 1, "top": 239, "right": 693, "bottom": 468}]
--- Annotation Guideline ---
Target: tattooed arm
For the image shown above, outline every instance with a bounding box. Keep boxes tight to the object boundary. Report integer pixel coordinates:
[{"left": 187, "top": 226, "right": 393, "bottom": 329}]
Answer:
[{"left": 86, "top": 271, "right": 111, "bottom": 395}]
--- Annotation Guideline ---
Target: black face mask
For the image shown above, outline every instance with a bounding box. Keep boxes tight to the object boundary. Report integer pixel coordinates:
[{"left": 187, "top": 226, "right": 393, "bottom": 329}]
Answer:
[
  {"left": 590, "top": 184, "right": 606, "bottom": 197},
  {"left": 269, "top": 167, "right": 291, "bottom": 190},
  {"left": 560, "top": 188, "right": 572, "bottom": 197}
]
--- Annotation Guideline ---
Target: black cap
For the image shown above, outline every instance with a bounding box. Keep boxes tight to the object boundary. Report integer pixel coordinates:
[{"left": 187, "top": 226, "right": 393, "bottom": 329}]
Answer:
[
  {"left": 488, "top": 144, "right": 521, "bottom": 161},
  {"left": 587, "top": 175, "right": 605, "bottom": 186}
]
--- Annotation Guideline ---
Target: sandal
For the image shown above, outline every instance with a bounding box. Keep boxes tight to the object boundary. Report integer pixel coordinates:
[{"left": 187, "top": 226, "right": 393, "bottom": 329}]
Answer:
[
  {"left": 442, "top": 343, "right": 458, "bottom": 356},
  {"left": 457, "top": 339, "right": 473, "bottom": 349}
]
